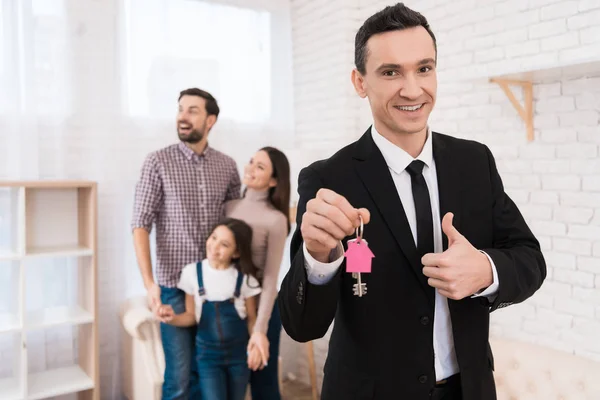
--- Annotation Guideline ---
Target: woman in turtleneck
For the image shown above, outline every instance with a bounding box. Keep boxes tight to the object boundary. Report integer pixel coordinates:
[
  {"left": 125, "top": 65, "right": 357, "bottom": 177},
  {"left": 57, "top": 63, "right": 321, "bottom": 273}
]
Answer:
[{"left": 225, "top": 146, "right": 291, "bottom": 400}]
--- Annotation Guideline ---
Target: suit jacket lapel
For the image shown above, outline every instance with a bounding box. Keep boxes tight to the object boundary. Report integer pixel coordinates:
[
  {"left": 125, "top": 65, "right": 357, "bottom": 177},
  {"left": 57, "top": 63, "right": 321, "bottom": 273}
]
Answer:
[
  {"left": 353, "top": 128, "right": 434, "bottom": 306},
  {"left": 432, "top": 133, "right": 462, "bottom": 251}
]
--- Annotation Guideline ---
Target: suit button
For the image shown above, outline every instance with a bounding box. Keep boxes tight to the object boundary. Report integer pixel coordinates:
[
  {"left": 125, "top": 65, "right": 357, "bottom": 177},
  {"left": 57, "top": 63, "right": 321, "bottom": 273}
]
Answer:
[
  {"left": 419, "top": 375, "right": 428, "bottom": 384},
  {"left": 297, "top": 282, "right": 304, "bottom": 304},
  {"left": 420, "top": 316, "right": 430, "bottom": 325}
]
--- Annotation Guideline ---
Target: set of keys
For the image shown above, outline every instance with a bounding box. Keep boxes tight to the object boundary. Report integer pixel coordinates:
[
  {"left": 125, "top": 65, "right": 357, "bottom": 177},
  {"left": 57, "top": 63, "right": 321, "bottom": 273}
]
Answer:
[{"left": 344, "top": 215, "right": 375, "bottom": 297}]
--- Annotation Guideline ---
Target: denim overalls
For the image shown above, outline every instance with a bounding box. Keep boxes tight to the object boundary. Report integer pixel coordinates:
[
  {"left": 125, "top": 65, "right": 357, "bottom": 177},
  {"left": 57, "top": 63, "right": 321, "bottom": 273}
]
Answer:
[{"left": 195, "top": 262, "right": 250, "bottom": 400}]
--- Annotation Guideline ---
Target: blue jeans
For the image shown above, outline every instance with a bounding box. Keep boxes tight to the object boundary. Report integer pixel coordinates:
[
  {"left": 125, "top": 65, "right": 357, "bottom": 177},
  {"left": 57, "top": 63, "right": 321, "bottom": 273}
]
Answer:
[
  {"left": 196, "top": 346, "right": 250, "bottom": 400},
  {"left": 195, "top": 300, "right": 250, "bottom": 400},
  {"left": 160, "top": 286, "right": 199, "bottom": 400},
  {"left": 250, "top": 299, "right": 282, "bottom": 400}
]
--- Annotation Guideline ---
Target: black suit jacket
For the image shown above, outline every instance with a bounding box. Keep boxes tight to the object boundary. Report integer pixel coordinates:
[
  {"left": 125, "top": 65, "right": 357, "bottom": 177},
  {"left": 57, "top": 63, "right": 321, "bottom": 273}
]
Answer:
[{"left": 278, "top": 129, "right": 546, "bottom": 400}]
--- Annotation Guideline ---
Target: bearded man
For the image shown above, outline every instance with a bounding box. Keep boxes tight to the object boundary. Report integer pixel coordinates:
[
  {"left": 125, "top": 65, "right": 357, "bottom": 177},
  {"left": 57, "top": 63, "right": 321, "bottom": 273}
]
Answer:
[{"left": 131, "top": 88, "right": 241, "bottom": 400}]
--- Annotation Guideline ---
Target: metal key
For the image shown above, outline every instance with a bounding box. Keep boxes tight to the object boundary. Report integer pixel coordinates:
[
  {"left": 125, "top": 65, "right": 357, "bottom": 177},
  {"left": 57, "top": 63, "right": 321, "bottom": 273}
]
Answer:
[{"left": 352, "top": 272, "right": 367, "bottom": 297}]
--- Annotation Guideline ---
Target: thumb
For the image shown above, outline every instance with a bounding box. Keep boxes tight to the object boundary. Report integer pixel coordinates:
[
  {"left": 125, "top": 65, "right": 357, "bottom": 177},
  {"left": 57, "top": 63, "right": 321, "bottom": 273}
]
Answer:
[
  {"left": 442, "top": 212, "right": 462, "bottom": 245},
  {"left": 152, "top": 298, "right": 162, "bottom": 310},
  {"left": 258, "top": 345, "right": 268, "bottom": 366},
  {"left": 149, "top": 297, "right": 158, "bottom": 310},
  {"left": 356, "top": 208, "right": 371, "bottom": 225}
]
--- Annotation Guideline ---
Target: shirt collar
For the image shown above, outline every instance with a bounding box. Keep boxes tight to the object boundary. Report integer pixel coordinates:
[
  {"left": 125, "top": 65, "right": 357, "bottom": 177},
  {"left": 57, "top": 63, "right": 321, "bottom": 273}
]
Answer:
[
  {"left": 178, "top": 141, "right": 212, "bottom": 161},
  {"left": 370, "top": 124, "right": 433, "bottom": 175}
]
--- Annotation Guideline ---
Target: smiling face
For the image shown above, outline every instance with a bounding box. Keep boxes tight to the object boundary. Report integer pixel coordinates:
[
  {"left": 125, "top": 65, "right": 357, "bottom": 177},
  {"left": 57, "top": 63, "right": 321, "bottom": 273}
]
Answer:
[
  {"left": 351, "top": 26, "right": 437, "bottom": 139},
  {"left": 176, "top": 95, "right": 215, "bottom": 144},
  {"left": 243, "top": 150, "right": 276, "bottom": 191},
  {"left": 206, "top": 225, "right": 238, "bottom": 267}
]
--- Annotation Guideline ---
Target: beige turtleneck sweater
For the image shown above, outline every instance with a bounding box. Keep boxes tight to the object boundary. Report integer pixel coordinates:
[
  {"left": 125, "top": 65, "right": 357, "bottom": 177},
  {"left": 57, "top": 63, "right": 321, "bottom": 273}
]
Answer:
[{"left": 225, "top": 188, "right": 288, "bottom": 334}]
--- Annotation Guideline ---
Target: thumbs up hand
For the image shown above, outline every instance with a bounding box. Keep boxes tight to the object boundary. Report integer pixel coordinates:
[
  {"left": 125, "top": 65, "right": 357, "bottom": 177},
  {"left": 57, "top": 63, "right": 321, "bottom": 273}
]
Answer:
[
  {"left": 421, "top": 213, "right": 493, "bottom": 300},
  {"left": 441, "top": 212, "right": 463, "bottom": 248}
]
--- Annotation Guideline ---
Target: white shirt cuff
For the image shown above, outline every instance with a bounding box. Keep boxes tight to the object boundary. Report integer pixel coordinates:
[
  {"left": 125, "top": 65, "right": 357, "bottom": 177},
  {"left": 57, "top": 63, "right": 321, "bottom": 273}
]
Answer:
[
  {"left": 472, "top": 251, "right": 499, "bottom": 299},
  {"left": 303, "top": 242, "right": 344, "bottom": 285}
]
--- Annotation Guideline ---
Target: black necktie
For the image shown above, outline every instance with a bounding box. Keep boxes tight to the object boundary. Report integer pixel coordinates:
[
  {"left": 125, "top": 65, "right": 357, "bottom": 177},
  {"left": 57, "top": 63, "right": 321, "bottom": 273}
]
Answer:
[{"left": 406, "top": 160, "right": 434, "bottom": 257}]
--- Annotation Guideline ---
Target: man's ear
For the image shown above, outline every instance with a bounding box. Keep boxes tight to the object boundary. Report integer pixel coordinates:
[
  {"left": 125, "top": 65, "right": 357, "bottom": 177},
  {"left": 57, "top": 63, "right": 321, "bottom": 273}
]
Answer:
[
  {"left": 206, "top": 114, "right": 217, "bottom": 131},
  {"left": 351, "top": 69, "right": 368, "bottom": 99}
]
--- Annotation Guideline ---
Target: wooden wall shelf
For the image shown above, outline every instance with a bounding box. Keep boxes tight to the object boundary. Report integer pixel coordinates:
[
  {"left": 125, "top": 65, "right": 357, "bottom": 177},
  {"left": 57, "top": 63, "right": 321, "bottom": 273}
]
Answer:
[
  {"left": 489, "top": 59, "right": 600, "bottom": 83},
  {"left": 488, "top": 59, "right": 600, "bottom": 142},
  {"left": 489, "top": 78, "right": 534, "bottom": 142}
]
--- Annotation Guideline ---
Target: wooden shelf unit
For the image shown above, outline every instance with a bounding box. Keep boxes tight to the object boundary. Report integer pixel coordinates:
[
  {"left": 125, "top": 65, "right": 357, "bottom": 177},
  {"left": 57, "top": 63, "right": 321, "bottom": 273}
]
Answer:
[{"left": 0, "top": 181, "right": 98, "bottom": 400}]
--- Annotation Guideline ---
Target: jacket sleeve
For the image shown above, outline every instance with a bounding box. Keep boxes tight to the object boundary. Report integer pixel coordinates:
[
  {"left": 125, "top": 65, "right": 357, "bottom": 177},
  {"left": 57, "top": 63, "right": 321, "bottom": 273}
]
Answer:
[
  {"left": 481, "top": 145, "right": 547, "bottom": 312},
  {"left": 278, "top": 165, "right": 342, "bottom": 342}
]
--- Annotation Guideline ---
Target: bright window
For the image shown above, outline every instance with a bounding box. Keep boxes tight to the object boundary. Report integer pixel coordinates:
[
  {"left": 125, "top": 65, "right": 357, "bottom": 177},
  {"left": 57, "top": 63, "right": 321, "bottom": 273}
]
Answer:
[
  {"left": 0, "top": 0, "right": 70, "bottom": 116},
  {"left": 123, "top": 0, "right": 272, "bottom": 123}
]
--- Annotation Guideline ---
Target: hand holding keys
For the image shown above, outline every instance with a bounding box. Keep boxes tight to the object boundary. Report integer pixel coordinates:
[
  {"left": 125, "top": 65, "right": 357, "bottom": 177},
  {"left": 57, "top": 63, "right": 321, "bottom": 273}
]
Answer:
[
  {"left": 301, "top": 188, "right": 370, "bottom": 263},
  {"left": 299, "top": 188, "right": 374, "bottom": 296}
]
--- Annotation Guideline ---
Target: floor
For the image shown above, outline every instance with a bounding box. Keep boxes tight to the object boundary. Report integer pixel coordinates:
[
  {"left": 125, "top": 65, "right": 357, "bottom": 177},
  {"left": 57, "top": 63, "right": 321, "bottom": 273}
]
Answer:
[{"left": 281, "top": 379, "right": 318, "bottom": 400}]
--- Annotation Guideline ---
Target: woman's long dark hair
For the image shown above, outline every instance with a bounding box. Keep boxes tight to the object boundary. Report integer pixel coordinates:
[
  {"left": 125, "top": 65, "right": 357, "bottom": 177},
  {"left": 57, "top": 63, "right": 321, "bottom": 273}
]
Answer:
[
  {"left": 260, "top": 146, "right": 291, "bottom": 234},
  {"left": 209, "top": 218, "right": 258, "bottom": 282}
]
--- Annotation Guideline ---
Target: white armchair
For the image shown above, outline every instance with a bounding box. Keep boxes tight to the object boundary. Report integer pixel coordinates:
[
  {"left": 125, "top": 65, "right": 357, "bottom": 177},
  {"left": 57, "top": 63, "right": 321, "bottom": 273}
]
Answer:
[
  {"left": 491, "top": 337, "right": 600, "bottom": 400},
  {"left": 119, "top": 296, "right": 165, "bottom": 400}
]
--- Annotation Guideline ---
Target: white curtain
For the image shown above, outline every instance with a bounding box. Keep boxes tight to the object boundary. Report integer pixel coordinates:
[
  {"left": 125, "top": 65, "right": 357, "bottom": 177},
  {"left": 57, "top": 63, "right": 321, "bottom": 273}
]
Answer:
[
  {"left": 0, "top": 0, "right": 70, "bottom": 179},
  {"left": 0, "top": 0, "right": 294, "bottom": 395}
]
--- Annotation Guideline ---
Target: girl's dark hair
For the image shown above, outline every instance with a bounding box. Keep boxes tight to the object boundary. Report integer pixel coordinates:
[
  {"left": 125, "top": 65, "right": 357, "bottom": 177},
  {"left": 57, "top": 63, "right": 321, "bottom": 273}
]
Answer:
[
  {"left": 209, "top": 218, "right": 258, "bottom": 282},
  {"left": 259, "top": 146, "right": 291, "bottom": 234}
]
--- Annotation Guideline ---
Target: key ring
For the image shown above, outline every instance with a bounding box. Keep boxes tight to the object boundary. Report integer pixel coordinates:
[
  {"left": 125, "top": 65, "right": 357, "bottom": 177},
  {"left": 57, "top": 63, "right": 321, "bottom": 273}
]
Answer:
[{"left": 355, "top": 214, "right": 363, "bottom": 243}]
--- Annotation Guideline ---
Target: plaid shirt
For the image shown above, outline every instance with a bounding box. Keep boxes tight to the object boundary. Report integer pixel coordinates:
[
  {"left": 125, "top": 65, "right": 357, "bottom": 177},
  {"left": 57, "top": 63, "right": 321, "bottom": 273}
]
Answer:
[{"left": 132, "top": 142, "right": 241, "bottom": 287}]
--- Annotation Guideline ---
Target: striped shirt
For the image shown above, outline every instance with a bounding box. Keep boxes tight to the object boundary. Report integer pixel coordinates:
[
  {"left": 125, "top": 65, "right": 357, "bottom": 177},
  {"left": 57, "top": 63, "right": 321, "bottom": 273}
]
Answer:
[{"left": 132, "top": 142, "right": 241, "bottom": 287}]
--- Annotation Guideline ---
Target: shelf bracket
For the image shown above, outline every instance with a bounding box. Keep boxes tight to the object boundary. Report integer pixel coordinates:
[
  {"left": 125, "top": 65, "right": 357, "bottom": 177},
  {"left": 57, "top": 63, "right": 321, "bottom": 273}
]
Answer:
[{"left": 490, "top": 78, "right": 534, "bottom": 142}]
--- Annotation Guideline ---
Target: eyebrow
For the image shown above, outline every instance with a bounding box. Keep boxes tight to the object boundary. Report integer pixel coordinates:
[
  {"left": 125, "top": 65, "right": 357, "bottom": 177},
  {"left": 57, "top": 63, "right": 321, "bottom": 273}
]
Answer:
[
  {"left": 179, "top": 105, "right": 200, "bottom": 109},
  {"left": 375, "top": 58, "right": 436, "bottom": 72}
]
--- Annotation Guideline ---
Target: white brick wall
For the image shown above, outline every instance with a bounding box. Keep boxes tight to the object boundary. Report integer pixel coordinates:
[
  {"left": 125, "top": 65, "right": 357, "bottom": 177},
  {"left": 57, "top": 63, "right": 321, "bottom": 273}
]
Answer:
[{"left": 289, "top": 0, "right": 600, "bottom": 389}]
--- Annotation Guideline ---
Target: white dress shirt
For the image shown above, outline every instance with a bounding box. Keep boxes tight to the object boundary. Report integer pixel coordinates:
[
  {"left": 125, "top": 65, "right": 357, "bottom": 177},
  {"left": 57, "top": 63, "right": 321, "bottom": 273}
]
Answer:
[{"left": 302, "top": 125, "right": 499, "bottom": 381}]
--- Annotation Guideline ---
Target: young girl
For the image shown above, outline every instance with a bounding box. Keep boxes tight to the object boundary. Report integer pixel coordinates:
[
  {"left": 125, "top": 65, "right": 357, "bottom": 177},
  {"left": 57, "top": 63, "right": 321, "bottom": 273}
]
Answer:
[{"left": 159, "top": 218, "right": 264, "bottom": 400}]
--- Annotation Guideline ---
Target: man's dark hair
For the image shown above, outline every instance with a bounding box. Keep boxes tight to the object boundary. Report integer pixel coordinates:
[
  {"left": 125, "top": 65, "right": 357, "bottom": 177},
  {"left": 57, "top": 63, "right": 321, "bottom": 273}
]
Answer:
[
  {"left": 178, "top": 88, "right": 220, "bottom": 118},
  {"left": 354, "top": 3, "right": 437, "bottom": 75}
]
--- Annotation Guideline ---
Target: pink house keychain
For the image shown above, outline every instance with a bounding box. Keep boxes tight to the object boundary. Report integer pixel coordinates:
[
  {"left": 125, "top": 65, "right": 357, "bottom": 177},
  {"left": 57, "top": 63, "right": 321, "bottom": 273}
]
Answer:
[{"left": 344, "top": 215, "right": 375, "bottom": 297}]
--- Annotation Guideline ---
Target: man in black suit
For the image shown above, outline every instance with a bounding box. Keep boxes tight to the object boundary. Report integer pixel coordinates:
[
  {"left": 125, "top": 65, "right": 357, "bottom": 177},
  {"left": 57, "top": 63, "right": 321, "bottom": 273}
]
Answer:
[{"left": 278, "top": 3, "right": 546, "bottom": 400}]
